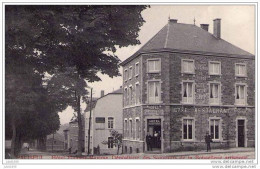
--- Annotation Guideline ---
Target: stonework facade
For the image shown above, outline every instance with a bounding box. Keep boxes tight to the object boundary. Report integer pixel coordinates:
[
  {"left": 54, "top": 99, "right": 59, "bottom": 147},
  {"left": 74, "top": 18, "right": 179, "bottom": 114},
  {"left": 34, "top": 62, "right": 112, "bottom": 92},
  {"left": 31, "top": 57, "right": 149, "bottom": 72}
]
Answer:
[{"left": 121, "top": 19, "right": 255, "bottom": 154}]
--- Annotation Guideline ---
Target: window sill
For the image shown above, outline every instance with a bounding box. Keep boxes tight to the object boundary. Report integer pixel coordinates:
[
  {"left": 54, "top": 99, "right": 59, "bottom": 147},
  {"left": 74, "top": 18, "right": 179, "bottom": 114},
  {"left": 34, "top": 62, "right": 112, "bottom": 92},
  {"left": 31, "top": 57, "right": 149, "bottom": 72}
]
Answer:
[
  {"left": 182, "top": 72, "right": 195, "bottom": 75},
  {"left": 181, "top": 102, "right": 194, "bottom": 105},
  {"left": 211, "top": 139, "right": 222, "bottom": 142},
  {"left": 234, "top": 104, "right": 248, "bottom": 107},
  {"left": 209, "top": 74, "right": 222, "bottom": 76},
  {"left": 135, "top": 74, "right": 139, "bottom": 77},
  {"left": 181, "top": 139, "right": 195, "bottom": 142},
  {"left": 235, "top": 75, "right": 247, "bottom": 78},
  {"left": 147, "top": 102, "right": 163, "bottom": 105},
  {"left": 147, "top": 71, "right": 161, "bottom": 74}
]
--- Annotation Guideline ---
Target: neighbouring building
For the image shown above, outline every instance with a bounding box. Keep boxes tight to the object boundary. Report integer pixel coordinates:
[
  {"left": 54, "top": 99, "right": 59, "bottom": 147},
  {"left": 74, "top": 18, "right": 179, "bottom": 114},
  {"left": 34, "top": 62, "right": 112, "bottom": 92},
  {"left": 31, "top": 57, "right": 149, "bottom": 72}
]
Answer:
[
  {"left": 121, "top": 18, "right": 255, "bottom": 153},
  {"left": 85, "top": 89, "right": 123, "bottom": 155}
]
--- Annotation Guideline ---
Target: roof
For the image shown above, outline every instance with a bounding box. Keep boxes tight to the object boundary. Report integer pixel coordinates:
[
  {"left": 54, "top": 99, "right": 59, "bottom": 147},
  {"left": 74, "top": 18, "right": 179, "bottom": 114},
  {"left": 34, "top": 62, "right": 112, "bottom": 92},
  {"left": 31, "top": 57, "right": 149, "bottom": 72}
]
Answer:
[
  {"left": 47, "top": 133, "right": 64, "bottom": 142},
  {"left": 111, "top": 88, "right": 123, "bottom": 94},
  {"left": 84, "top": 88, "right": 122, "bottom": 113},
  {"left": 121, "top": 21, "right": 254, "bottom": 65}
]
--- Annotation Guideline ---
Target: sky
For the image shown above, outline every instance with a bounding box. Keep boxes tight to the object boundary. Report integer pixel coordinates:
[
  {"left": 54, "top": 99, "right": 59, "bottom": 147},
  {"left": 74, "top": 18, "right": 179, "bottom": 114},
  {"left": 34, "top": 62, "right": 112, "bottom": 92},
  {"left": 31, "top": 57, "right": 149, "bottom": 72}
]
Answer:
[{"left": 58, "top": 5, "right": 255, "bottom": 125}]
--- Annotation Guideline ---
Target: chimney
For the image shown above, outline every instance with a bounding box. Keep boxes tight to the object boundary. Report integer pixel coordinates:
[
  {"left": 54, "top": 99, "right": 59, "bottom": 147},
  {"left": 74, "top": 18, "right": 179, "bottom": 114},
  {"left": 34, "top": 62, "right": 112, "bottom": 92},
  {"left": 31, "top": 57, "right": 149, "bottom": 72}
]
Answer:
[
  {"left": 200, "top": 24, "right": 209, "bottom": 32},
  {"left": 101, "top": 90, "right": 104, "bottom": 97},
  {"left": 168, "top": 19, "right": 178, "bottom": 23},
  {"left": 213, "top": 18, "right": 221, "bottom": 38}
]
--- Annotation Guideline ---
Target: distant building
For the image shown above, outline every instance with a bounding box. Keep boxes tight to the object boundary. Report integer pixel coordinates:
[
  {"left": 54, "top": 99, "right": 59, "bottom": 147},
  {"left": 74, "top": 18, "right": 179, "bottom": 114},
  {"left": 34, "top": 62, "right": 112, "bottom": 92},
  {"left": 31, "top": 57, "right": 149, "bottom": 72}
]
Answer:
[
  {"left": 85, "top": 89, "right": 123, "bottom": 155},
  {"left": 121, "top": 18, "right": 255, "bottom": 153},
  {"left": 46, "top": 133, "right": 65, "bottom": 151},
  {"left": 66, "top": 118, "right": 85, "bottom": 153}
]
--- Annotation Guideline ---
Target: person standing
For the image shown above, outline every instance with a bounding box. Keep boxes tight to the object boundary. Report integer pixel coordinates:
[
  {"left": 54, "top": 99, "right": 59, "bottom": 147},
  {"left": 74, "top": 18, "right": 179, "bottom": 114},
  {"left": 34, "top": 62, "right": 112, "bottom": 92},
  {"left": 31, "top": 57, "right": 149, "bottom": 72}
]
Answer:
[
  {"left": 204, "top": 131, "right": 212, "bottom": 152},
  {"left": 146, "top": 134, "right": 152, "bottom": 151}
]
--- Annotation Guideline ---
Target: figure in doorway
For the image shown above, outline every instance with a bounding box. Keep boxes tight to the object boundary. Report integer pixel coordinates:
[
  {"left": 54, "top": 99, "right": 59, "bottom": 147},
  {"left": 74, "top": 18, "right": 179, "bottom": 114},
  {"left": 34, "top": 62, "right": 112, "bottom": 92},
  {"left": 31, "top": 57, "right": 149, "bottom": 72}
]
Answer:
[
  {"left": 146, "top": 134, "right": 153, "bottom": 151},
  {"left": 204, "top": 131, "right": 213, "bottom": 152}
]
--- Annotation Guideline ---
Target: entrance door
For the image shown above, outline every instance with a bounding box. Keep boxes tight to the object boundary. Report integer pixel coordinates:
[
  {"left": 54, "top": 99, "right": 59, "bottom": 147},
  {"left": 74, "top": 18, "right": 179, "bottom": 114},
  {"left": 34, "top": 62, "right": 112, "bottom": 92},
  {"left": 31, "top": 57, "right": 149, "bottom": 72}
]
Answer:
[
  {"left": 237, "top": 120, "right": 245, "bottom": 147},
  {"left": 147, "top": 119, "right": 161, "bottom": 151}
]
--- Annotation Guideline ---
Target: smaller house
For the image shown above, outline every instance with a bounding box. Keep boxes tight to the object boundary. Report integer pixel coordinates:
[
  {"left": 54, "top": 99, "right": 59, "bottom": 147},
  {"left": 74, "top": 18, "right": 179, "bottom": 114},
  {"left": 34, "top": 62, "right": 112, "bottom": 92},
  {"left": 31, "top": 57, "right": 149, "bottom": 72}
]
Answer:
[{"left": 85, "top": 89, "right": 123, "bottom": 155}]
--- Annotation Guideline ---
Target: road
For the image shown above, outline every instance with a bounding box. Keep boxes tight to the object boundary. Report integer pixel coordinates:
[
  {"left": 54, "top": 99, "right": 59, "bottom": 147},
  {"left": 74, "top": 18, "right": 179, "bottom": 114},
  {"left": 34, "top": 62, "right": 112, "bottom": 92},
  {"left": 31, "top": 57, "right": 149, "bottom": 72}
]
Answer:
[{"left": 16, "top": 148, "right": 255, "bottom": 160}]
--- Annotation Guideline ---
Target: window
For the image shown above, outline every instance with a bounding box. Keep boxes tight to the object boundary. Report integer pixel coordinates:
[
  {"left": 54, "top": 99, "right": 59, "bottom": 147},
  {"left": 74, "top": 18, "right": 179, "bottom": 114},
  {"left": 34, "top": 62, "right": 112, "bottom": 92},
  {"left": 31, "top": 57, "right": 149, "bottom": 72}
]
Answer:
[
  {"left": 135, "top": 118, "right": 140, "bottom": 140},
  {"left": 182, "top": 59, "right": 195, "bottom": 74},
  {"left": 183, "top": 119, "right": 194, "bottom": 140},
  {"left": 235, "top": 63, "right": 246, "bottom": 77},
  {"left": 129, "top": 119, "right": 133, "bottom": 138},
  {"left": 135, "top": 83, "right": 140, "bottom": 104},
  {"left": 108, "top": 117, "right": 114, "bottom": 129},
  {"left": 95, "top": 117, "right": 105, "bottom": 129},
  {"left": 108, "top": 137, "right": 114, "bottom": 148},
  {"left": 124, "top": 69, "right": 128, "bottom": 81},
  {"left": 210, "top": 119, "right": 220, "bottom": 140},
  {"left": 182, "top": 82, "right": 194, "bottom": 104},
  {"left": 129, "top": 67, "right": 133, "bottom": 79},
  {"left": 148, "top": 81, "right": 160, "bottom": 103},
  {"left": 209, "top": 83, "right": 220, "bottom": 104},
  {"left": 235, "top": 84, "right": 247, "bottom": 105},
  {"left": 135, "top": 62, "right": 139, "bottom": 76},
  {"left": 147, "top": 59, "right": 160, "bottom": 73},
  {"left": 209, "top": 61, "right": 221, "bottom": 75},
  {"left": 124, "top": 119, "right": 128, "bottom": 138},
  {"left": 124, "top": 87, "right": 128, "bottom": 106},
  {"left": 129, "top": 86, "right": 133, "bottom": 105}
]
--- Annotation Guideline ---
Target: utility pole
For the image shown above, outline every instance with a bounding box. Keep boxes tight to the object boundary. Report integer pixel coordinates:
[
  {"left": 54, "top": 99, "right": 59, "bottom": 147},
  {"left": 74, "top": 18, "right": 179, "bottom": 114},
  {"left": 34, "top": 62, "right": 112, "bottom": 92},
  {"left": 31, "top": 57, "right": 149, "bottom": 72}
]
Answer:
[{"left": 87, "top": 88, "right": 93, "bottom": 155}]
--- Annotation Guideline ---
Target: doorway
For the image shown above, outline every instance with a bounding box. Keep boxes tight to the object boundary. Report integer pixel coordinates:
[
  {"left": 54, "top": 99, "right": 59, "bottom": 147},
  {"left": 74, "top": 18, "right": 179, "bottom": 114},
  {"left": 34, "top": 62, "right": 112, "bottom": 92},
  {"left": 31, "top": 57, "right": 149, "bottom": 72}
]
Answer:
[
  {"left": 237, "top": 119, "right": 245, "bottom": 147},
  {"left": 147, "top": 119, "right": 161, "bottom": 151}
]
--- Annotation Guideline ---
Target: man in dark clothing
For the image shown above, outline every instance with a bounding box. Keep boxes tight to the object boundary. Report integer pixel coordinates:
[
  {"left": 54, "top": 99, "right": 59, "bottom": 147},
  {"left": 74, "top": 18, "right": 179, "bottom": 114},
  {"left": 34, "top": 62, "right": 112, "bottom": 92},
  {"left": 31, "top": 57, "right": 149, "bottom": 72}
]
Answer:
[
  {"left": 146, "top": 134, "right": 153, "bottom": 151},
  {"left": 205, "top": 132, "right": 212, "bottom": 152}
]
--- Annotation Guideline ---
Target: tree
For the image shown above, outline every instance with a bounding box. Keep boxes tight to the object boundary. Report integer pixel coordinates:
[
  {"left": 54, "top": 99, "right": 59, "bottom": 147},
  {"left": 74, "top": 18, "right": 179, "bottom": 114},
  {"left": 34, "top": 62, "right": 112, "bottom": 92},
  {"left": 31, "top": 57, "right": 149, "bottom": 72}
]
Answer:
[
  {"left": 47, "top": 66, "right": 88, "bottom": 155},
  {"left": 102, "top": 130, "right": 123, "bottom": 155},
  {"left": 5, "top": 5, "right": 148, "bottom": 157}
]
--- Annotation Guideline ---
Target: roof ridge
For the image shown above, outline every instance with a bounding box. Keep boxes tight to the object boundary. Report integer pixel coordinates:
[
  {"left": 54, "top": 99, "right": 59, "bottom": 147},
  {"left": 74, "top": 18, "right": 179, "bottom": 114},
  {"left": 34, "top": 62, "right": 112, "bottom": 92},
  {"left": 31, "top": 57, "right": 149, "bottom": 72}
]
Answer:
[
  {"left": 164, "top": 23, "right": 170, "bottom": 48},
  {"left": 127, "top": 23, "right": 168, "bottom": 59}
]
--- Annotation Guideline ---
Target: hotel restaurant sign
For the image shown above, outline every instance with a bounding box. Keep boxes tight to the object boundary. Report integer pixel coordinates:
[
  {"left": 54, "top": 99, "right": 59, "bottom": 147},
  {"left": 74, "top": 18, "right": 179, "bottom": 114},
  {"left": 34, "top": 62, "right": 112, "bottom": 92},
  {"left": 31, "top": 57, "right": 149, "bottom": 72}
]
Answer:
[{"left": 143, "top": 105, "right": 252, "bottom": 115}]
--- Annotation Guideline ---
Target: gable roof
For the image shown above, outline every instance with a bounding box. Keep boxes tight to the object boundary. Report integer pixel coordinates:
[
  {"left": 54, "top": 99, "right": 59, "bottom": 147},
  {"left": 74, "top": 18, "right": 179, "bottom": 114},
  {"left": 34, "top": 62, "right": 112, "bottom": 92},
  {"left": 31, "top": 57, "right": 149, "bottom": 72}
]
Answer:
[{"left": 121, "top": 21, "right": 254, "bottom": 66}]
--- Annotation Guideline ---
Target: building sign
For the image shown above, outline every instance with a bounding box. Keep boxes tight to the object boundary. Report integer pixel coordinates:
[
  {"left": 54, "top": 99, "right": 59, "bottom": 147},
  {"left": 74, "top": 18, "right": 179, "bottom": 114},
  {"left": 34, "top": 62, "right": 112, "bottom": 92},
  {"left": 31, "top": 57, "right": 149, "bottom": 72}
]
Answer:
[
  {"left": 148, "top": 119, "right": 161, "bottom": 126},
  {"left": 144, "top": 106, "right": 164, "bottom": 115},
  {"left": 95, "top": 117, "right": 105, "bottom": 123},
  {"left": 172, "top": 107, "right": 252, "bottom": 114}
]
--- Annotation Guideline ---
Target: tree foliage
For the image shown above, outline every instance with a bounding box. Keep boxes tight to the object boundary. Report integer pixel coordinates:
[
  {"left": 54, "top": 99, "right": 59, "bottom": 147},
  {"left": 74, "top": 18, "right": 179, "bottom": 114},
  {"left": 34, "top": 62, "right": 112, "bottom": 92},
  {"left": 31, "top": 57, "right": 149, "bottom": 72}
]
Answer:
[
  {"left": 5, "top": 5, "right": 148, "bottom": 157},
  {"left": 102, "top": 130, "right": 123, "bottom": 155}
]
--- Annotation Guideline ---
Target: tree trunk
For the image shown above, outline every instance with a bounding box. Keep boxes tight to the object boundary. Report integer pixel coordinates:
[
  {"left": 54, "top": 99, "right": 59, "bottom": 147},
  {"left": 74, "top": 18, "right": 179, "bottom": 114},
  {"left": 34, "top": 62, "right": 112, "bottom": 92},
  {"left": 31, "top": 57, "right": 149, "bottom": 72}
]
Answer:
[
  {"left": 77, "top": 95, "right": 83, "bottom": 156},
  {"left": 10, "top": 116, "right": 16, "bottom": 159},
  {"left": 14, "top": 133, "right": 22, "bottom": 157},
  {"left": 117, "top": 146, "right": 119, "bottom": 155}
]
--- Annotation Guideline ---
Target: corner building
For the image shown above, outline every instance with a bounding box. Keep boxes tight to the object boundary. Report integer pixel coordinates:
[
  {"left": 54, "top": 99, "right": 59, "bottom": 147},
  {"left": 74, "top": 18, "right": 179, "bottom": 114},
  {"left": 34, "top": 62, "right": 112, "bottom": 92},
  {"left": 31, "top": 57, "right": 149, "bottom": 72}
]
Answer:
[{"left": 121, "top": 19, "right": 255, "bottom": 153}]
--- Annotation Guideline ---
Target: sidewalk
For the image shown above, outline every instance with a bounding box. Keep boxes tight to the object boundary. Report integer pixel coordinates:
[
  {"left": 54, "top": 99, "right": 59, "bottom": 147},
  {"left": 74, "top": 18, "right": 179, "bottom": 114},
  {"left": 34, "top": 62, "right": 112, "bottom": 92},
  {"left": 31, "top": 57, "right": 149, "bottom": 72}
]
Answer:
[{"left": 143, "top": 147, "right": 255, "bottom": 156}]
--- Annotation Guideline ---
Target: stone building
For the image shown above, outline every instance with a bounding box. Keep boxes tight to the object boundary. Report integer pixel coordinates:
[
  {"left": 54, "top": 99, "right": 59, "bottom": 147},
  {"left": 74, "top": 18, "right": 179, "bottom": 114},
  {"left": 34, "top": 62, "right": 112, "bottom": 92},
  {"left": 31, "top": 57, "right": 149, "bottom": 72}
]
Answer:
[{"left": 121, "top": 18, "right": 255, "bottom": 153}]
